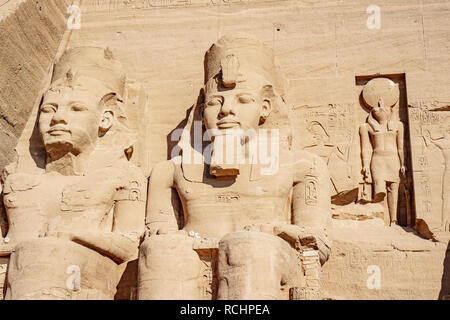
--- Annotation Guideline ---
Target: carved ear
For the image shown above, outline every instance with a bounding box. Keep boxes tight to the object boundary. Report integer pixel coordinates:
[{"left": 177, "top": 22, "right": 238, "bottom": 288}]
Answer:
[
  {"left": 198, "top": 88, "right": 207, "bottom": 126},
  {"left": 99, "top": 93, "right": 116, "bottom": 135},
  {"left": 199, "top": 103, "right": 206, "bottom": 125},
  {"left": 99, "top": 110, "right": 114, "bottom": 135},
  {"left": 260, "top": 99, "right": 272, "bottom": 124},
  {"left": 260, "top": 85, "right": 274, "bottom": 124}
]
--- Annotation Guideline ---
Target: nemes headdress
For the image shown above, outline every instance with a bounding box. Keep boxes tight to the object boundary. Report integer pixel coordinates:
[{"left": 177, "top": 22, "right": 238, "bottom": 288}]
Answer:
[
  {"left": 51, "top": 47, "right": 126, "bottom": 100},
  {"left": 49, "top": 47, "right": 134, "bottom": 162},
  {"left": 204, "top": 34, "right": 286, "bottom": 98}
]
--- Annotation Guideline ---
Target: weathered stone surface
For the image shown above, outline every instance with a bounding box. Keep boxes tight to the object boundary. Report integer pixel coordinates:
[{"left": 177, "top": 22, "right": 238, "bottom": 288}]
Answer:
[
  {"left": 1, "top": 45, "right": 147, "bottom": 300},
  {"left": 322, "top": 220, "right": 449, "bottom": 300},
  {"left": 0, "top": 0, "right": 448, "bottom": 300},
  {"left": 0, "top": 257, "right": 7, "bottom": 299},
  {"left": 0, "top": 0, "right": 69, "bottom": 170}
]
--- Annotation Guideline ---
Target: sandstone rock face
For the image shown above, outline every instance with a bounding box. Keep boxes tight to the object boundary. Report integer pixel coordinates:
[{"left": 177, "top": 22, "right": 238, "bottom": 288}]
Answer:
[
  {"left": 0, "top": 0, "right": 69, "bottom": 170},
  {"left": 322, "top": 219, "right": 448, "bottom": 300},
  {"left": 0, "top": 0, "right": 448, "bottom": 300}
]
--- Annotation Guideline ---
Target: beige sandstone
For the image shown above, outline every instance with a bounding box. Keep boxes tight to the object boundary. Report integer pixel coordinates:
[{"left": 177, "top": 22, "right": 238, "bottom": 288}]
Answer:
[
  {"left": 138, "top": 34, "right": 332, "bottom": 300},
  {"left": 0, "top": 0, "right": 448, "bottom": 300},
  {"left": 1, "top": 46, "right": 147, "bottom": 299}
]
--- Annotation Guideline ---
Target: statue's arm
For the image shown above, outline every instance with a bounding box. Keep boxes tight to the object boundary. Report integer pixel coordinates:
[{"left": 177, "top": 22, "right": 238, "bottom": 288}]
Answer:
[
  {"left": 359, "top": 123, "right": 372, "bottom": 180},
  {"left": 145, "top": 160, "right": 180, "bottom": 236},
  {"left": 69, "top": 227, "right": 143, "bottom": 264},
  {"left": 397, "top": 121, "right": 406, "bottom": 172},
  {"left": 292, "top": 151, "right": 331, "bottom": 230},
  {"left": 429, "top": 136, "right": 447, "bottom": 150},
  {"left": 65, "top": 168, "right": 148, "bottom": 264},
  {"left": 283, "top": 151, "right": 332, "bottom": 264}
]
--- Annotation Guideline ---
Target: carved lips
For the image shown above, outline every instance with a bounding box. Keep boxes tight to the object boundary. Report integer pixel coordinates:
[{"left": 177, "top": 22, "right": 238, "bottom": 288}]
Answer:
[
  {"left": 217, "top": 118, "right": 240, "bottom": 129},
  {"left": 47, "top": 126, "right": 71, "bottom": 136}
]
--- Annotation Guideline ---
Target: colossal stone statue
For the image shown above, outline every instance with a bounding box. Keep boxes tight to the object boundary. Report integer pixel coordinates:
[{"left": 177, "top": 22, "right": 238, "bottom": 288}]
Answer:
[
  {"left": 138, "top": 34, "right": 332, "bottom": 300},
  {"left": 359, "top": 78, "right": 406, "bottom": 226},
  {"left": 0, "top": 47, "right": 146, "bottom": 299}
]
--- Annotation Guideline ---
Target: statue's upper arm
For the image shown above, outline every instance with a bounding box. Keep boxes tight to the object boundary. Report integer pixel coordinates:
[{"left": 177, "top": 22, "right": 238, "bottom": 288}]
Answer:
[
  {"left": 113, "top": 164, "right": 148, "bottom": 234},
  {"left": 293, "top": 149, "right": 329, "bottom": 185},
  {"left": 145, "top": 160, "right": 178, "bottom": 226},
  {"left": 149, "top": 160, "right": 175, "bottom": 191}
]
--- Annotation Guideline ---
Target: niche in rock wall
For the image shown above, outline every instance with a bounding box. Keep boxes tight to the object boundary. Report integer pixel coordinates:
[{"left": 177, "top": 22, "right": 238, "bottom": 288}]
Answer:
[{"left": 355, "top": 74, "right": 415, "bottom": 228}]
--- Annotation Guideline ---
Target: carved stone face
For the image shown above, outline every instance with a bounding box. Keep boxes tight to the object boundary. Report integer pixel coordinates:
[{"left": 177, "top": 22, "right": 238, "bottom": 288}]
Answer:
[
  {"left": 203, "top": 74, "right": 271, "bottom": 135},
  {"left": 371, "top": 104, "right": 392, "bottom": 122},
  {"left": 39, "top": 82, "right": 112, "bottom": 156}
]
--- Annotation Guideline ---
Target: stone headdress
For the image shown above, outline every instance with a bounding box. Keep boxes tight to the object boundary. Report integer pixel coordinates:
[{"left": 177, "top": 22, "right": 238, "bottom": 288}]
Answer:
[
  {"left": 51, "top": 47, "right": 126, "bottom": 100},
  {"left": 48, "top": 47, "right": 135, "bottom": 167},
  {"left": 204, "top": 34, "right": 287, "bottom": 99}
]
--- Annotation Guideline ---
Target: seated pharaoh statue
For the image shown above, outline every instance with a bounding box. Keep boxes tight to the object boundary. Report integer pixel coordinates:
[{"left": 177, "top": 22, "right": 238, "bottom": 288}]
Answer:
[
  {"left": 138, "top": 34, "right": 332, "bottom": 300},
  {"left": 0, "top": 47, "right": 147, "bottom": 300}
]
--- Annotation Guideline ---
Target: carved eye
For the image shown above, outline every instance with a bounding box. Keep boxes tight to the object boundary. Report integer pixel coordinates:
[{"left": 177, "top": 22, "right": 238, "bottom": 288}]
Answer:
[
  {"left": 206, "top": 97, "right": 222, "bottom": 108},
  {"left": 238, "top": 94, "right": 255, "bottom": 104},
  {"left": 40, "top": 104, "right": 57, "bottom": 113},
  {"left": 71, "top": 104, "right": 88, "bottom": 112}
]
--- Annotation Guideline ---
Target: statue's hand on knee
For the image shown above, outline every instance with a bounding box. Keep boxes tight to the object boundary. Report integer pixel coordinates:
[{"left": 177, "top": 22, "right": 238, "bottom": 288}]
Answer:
[
  {"left": 0, "top": 243, "right": 15, "bottom": 257},
  {"left": 145, "top": 223, "right": 186, "bottom": 239},
  {"left": 273, "top": 224, "right": 331, "bottom": 266},
  {"left": 243, "top": 223, "right": 278, "bottom": 234},
  {"left": 146, "top": 222, "right": 170, "bottom": 237}
]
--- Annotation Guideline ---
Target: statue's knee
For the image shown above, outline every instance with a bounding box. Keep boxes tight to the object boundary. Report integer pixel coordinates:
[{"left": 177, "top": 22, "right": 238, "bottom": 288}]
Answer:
[
  {"left": 220, "top": 230, "right": 277, "bottom": 246},
  {"left": 219, "top": 231, "right": 292, "bottom": 266},
  {"left": 219, "top": 231, "right": 265, "bottom": 264},
  {"left": 217, "top": 232, "right": 295, "bottom": 300},
  {"left": 373, "top": 180, "right": 386, "bottom": 201},
  {"left": 386, "top": 182, "right": 398, "bottom": 193},
  {"left": 139, "top": 234, "right": 200, "bottom": 279},
  {"left": 138, "top": 234, "right": 201, "bottom": 300}
]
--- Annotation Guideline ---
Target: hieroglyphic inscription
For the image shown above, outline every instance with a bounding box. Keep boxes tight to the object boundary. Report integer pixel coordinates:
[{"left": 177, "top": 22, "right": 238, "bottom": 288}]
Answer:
[
  {"left": 410, "top": 99, "right": 450, "bottom": 111},
  {"left": 409, "top": 107, "right": 449, "bottom": 230},
  {"left": 84, "top": 0, "right": 281, "bottom": 11},
  {"left": 305, "top": 175, "right": 318, "bottom": 206},
  {"left": 295, "top": 103, "right": 359, "bottom": 202},
  {"left": 296, "top": 104, "right": 356, "bottom": 157}
]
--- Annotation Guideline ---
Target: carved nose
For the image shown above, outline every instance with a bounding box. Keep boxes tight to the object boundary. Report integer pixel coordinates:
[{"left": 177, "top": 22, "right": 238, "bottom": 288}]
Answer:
[
  {"left": 219, "top": 100, "right": 235, "bottom": 117},
  {"left": 50, "top": 108, "right": 68, "bottom": 125}
]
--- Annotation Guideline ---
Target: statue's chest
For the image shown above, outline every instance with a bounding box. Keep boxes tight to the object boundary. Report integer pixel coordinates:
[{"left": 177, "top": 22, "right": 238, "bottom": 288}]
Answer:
[
  {"left": 370, "top": 130, "right": 397, "bottom": 143},
  {"left": 3, "top": 172, "right": 118, "bottom": 215},
  {"left": 2, "top": 174, "right": 45, "bottom": 209},
  {"left": 175, "top": 167, "right": 292, "bottom": 204}
]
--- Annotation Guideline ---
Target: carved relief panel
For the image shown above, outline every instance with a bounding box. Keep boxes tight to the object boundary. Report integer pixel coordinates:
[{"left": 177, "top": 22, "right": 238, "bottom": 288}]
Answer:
[
  {"left": 355, "top": 75, "right": 414, "bottom": 228},
  {"left": 409, "top": 107, "right": 449, "bottom": 232},
  {"left": 295, "top": 103, "right": 360, "bottom": 206}
]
